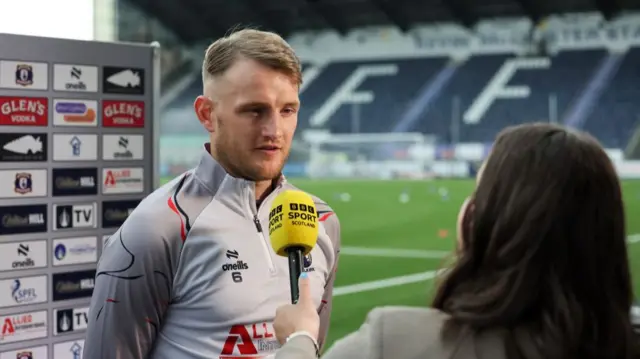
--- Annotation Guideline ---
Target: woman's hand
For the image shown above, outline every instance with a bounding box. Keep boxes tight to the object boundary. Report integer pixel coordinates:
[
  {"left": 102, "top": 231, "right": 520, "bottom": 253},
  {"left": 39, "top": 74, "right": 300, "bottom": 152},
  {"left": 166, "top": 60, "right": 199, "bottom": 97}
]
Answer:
[{"left": 274, "top": 272, "right": 320, "bottom": 344}]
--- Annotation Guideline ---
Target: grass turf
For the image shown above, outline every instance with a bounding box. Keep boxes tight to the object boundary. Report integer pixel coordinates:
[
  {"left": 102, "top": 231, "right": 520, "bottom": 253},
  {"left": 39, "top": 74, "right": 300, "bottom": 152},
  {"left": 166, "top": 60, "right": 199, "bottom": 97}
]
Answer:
[{"left": 159, "top": 176, "right": 640, "bottom": 348}]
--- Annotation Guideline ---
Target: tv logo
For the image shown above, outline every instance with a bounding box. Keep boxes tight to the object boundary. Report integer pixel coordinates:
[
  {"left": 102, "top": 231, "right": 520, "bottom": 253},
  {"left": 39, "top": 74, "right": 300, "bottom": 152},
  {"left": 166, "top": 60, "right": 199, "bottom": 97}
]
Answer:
[
  {"left": 53, "top": 203, "right": 97, "bottom": 230},
  {"left": 53, "top": 307, "right": 89, "bottom": 335}
]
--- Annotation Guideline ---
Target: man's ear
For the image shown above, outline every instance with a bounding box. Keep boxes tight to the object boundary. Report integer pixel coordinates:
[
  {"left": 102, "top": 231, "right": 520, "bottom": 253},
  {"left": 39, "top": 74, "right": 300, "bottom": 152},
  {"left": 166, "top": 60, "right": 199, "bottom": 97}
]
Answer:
[{"left": 194, "top": 95, "right": 216, "bottom": 133}]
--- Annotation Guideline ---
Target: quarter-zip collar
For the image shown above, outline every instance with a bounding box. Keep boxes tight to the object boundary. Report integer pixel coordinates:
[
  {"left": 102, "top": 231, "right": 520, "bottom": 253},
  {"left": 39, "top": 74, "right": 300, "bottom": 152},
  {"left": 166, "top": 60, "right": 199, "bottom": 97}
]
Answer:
[{"left": 194, "top": 143, "right": 287, "bottom": 216}]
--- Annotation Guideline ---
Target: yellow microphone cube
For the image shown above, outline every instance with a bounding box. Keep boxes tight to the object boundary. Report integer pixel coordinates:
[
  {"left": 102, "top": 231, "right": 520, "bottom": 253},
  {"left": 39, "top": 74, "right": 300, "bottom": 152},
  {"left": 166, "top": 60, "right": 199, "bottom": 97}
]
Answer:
[{"left": 268, "top": 190, "right": 319, "bottom": 256}]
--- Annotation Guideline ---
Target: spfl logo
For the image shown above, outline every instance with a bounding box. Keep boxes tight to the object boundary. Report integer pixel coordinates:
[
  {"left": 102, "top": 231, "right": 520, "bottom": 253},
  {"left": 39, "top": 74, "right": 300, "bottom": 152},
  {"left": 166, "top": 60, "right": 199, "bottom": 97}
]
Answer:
[
  {"left": 10, "top": 279, "right": 37, "bottom": 304},
  {"left": 13, "top": 172, "right": 32, "bottom": 194}
]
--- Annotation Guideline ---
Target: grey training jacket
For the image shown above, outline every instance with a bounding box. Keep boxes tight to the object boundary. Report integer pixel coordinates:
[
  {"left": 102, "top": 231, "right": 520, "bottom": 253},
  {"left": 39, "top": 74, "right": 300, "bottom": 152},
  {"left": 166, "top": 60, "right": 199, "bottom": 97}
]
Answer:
[{"left": 83, "top": 144, "right": 341, "bottom": 359}]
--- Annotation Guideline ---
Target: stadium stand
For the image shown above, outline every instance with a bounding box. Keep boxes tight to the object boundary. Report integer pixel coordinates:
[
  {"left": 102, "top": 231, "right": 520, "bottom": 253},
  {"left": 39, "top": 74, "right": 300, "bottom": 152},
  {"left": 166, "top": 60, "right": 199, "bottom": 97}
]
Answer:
[{"left": 161, "top": 47, "right": 639, "bottom": 148}]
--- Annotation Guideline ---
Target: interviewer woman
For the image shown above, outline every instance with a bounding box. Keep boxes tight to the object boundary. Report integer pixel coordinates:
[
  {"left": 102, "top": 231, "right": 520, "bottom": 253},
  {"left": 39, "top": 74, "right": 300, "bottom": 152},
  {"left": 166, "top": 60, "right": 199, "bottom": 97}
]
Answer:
[{"left": 273, "top": 123, "right": 640, "bottom": 359}]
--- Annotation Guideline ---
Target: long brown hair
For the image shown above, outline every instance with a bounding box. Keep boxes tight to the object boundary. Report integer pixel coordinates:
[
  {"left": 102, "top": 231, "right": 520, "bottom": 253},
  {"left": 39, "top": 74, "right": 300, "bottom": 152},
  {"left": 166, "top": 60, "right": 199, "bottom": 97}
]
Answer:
[{"left": 432, "top": 123, "right": 639, "bottom": 358}]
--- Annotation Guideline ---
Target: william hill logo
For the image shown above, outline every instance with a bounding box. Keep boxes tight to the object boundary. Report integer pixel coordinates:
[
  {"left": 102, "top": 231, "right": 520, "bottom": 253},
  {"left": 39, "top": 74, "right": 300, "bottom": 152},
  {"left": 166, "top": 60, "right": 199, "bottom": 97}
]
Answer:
[{"left": 222, "top": 261, "right": 249, "bottom": 271}]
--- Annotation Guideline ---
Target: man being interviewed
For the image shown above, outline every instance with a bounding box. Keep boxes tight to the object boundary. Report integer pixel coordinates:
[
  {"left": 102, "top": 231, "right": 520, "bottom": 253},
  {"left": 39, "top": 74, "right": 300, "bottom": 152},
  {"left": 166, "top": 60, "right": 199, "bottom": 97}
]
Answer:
[{"left": 83, "top": 28, "right": 341, "bottom": 359}]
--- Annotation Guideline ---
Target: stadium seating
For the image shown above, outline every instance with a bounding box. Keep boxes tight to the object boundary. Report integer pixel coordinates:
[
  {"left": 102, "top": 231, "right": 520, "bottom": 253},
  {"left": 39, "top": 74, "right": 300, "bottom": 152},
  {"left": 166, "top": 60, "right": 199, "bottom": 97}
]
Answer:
[
  {"left": 583, "top": 47, "right": 640, "bottom": 148},
  {"left": 162, "top": 48, "right": 640, "bottom": 149}
]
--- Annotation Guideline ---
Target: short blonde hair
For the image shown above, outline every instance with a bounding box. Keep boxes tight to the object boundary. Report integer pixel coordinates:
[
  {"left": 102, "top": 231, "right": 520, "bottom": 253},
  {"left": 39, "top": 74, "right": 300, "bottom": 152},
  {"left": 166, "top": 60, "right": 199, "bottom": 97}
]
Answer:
[{"left": 202, "top": 28, "right": 302, "bottom": 87}]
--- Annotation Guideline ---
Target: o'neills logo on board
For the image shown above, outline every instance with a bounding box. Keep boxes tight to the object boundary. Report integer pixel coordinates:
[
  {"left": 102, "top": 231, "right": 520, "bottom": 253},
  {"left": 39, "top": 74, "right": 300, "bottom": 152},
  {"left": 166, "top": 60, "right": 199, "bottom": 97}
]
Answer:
[
  {"left": 0, "top": 97, "right": 48, "bottom": 126},
  {"left": 102, "top": 100, "right": 144, "bottom": 128}
]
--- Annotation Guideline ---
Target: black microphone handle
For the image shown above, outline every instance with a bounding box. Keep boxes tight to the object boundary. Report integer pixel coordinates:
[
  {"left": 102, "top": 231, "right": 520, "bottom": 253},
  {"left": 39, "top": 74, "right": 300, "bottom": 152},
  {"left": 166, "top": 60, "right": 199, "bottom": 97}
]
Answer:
[{"left": 286, "top": 246, "right": 304, "bottom": 304}]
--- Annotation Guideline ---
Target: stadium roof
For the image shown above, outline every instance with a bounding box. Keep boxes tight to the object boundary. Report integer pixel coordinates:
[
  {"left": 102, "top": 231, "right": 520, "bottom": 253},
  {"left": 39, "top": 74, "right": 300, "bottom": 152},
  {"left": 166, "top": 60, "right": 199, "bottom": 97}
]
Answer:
[{"left": 130, "top": 0, "right": 639, "bottom": 44}]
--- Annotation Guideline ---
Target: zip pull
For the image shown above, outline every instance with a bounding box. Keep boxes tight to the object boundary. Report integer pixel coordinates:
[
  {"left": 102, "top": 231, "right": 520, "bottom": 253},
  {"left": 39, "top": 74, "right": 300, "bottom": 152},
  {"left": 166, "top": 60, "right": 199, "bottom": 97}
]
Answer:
[{"left": 253, "top": 215, "right": 263, "bottom": 232}]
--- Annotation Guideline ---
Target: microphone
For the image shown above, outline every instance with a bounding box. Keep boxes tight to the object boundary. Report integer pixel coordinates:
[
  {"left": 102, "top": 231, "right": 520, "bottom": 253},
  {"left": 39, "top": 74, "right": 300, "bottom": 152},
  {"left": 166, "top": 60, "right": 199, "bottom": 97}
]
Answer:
[{"left": 268, "top": 190, "right": 319, "bottom": 304}]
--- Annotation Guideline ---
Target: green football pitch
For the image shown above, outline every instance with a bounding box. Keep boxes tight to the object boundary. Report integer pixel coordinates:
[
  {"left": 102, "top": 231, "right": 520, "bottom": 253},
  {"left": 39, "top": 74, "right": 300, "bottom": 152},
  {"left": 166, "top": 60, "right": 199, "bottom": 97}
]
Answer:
[{"left": 160, "top": 177, "right": 640, "bottom": 348}]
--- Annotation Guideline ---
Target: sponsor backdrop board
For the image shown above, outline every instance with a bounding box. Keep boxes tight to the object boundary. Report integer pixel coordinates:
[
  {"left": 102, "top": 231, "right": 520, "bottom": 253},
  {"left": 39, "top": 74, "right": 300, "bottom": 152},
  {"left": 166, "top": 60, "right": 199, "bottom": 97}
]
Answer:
[{"left": 0, "top": 33, "right": 159, "bottom": 357}]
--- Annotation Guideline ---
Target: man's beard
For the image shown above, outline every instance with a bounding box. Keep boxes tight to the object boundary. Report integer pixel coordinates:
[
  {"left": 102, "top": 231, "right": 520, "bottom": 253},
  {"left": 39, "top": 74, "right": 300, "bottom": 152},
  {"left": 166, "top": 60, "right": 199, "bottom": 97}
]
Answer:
[{"left": 213, "top": 140, "right": 285, "bottom": 182}]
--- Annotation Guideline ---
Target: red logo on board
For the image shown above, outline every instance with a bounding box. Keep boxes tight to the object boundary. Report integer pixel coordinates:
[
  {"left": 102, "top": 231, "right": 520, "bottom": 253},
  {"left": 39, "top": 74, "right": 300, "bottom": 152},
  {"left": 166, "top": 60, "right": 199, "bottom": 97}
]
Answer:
[
  {"left": 0, "top": 97, "right": 48, "bottom": 126},
  {"left": 102, "top": 100, "right": 144, "bottom": 128}
]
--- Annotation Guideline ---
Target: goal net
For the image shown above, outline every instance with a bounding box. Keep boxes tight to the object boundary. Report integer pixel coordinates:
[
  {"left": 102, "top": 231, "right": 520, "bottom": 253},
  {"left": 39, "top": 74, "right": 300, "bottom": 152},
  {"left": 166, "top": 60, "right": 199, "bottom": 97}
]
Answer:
[{"left": 302, "top": 131, "right": 436, "bottom": 179}]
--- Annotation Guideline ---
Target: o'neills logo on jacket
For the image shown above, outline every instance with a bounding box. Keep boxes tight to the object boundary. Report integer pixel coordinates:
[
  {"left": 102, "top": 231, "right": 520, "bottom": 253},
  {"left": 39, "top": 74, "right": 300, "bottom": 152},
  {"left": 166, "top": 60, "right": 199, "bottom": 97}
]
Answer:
[
  {"left": 102, "top": 100, "right": 144, "bottom": 128},
  {"left": 0, "top": 97, "right": 48, "bottom": 126}
]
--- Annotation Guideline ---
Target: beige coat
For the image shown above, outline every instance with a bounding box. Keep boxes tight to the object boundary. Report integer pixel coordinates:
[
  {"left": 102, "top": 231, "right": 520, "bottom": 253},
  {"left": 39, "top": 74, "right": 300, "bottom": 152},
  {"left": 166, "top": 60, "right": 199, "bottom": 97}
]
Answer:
[{"left": 276, "top": 306, "right": 509, "bottom": 359}]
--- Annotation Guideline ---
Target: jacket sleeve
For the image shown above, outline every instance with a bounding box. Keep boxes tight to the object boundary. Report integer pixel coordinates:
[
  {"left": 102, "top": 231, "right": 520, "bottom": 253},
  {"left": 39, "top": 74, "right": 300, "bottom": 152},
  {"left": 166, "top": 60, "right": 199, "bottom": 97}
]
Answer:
[
  {"left": 317, "top": 211, "right": 341, "bottom": 351},
  {"left": 83, "top": 211, "right": 179, "bottom": 359},
  {"left": 275, "top": 308, "right": 383, "bottom": 359}
]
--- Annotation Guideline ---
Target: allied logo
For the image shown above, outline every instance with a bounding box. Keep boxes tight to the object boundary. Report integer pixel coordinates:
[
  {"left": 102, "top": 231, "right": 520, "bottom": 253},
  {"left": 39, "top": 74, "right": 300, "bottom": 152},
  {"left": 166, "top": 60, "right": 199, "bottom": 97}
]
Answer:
[
  {"left": 52, "top": 168, "right": 98, "bottom": 196},
  {"left": 221, "top": 323, "right": 278, "bottom": 357},
  {"left": 0, "top": 204, "right": 47, "bottom": 235},
  {"left": 102, "top": 199, "right": 139, "bottom": 228},
  {"left": 102, "top": 167, "right": 144, "bottom": 194},
  {"left": 0, "top": 310, "right": 48, "bottom": 344},
  {"left": 102, "top": 66, "right": 145, "bottom": 95},
  {"left": 52, "top": 99, "right": 98, "bottom": 127},
  {"left": 53, "top": 202, "right": 97, "bottom": 230},
  {"left": 102, "top": 100, "right": 145, "bottom": 127},
  {"left": 0, "top": 133, "right": 47, "bottom": 162},
  {"left": 0, "top": 97, "right": 48, "bottom": 126}
]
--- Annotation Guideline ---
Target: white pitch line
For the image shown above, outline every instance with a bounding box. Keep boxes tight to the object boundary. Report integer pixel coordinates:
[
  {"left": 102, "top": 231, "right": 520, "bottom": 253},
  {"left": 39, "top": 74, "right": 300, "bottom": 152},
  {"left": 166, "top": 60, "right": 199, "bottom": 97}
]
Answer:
[
  {"left": 341, "top": 246, "right": 450, "bottom": 259},
  {"left": 334, "top": 270, "right": 438, "bottom": 296},
  {"left": 333, "top": 233, "right": 640, "bottom": 297}
]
